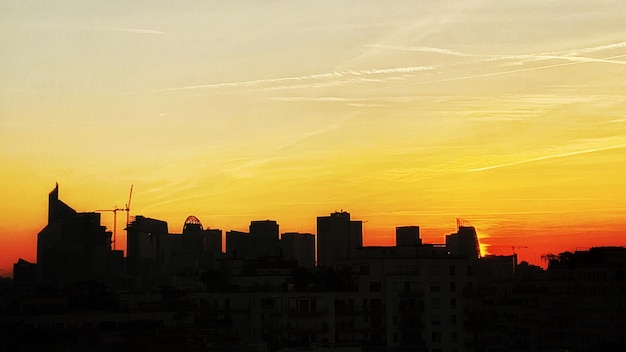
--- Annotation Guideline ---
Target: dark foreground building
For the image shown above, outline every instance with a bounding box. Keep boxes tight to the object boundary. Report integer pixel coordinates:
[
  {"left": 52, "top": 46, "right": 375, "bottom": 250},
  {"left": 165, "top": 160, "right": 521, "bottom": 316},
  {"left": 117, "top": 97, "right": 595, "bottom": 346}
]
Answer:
[
  {"left": 36, "top": 184, "right": 122, "bottom": 286},
  {"left": 3, "top": 186, "right": 626, "bottom": 352}
]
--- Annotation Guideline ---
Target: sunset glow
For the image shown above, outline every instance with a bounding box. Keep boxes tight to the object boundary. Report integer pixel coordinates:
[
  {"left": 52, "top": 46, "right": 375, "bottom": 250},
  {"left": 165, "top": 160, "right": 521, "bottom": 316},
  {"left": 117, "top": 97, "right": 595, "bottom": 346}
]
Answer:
[{"left": 2, "top": 1, "right": 625, "bottom": 275}]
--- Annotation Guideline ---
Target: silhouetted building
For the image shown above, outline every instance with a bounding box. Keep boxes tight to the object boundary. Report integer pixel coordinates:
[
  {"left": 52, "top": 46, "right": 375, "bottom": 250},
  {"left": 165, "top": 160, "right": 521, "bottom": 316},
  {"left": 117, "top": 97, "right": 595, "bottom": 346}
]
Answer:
[
  {"left": 446, "top": 225, "right": 481, "bottom": 259},
  {"left": 280, "top": 232, "right": 315, "bottom": 268},
  {"left": 126, "top": 215, "right": 169, "bottom": 285},
  {"left": 36, "top": 184, "right": 115, "bottom": 286},
  {"left": 226, "top": 230, "right": 251, "bottom": 259},
  {"left": 396, "top": 226, "right": 422, "bottom": 246},
  {"left": 317, "top": 211, "right": 363, "bottom": 267},
  {"left": 13, "top": 259, "right": 37, "bottom": 286},
  {"left": 177, "top": 215, "right": 223, "bottom": 271},
  {"left": 538, "top": 247, "right": 626, "bottom": 351},
  {"left": 250, "top": 220, "right": 280, "bottom": 258}
]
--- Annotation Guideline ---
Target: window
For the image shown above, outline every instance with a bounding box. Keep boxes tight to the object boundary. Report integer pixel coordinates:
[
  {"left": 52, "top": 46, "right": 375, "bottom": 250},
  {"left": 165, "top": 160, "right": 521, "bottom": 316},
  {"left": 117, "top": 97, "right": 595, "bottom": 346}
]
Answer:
[
  {"left": 431, "top": 298, "right": 441, "bottom": 309},
  {"left": 449, "top": 265, "right": 456, "bottom": 275},
  {"left": 299, "top": 299, "right": 309, "bottom": 313},
  {"left": 431, "top": 316, "right": 441, "bottom": 326},
  {"left": 451, "top": 314, "right": 457, "bottom": 325},
  {"left": 369, "top": 281, "right": 382, "bottom": 292},
  {"left": 432, "top": 331, "right": 442, "bottom": 342},
  {"left": 450, "top": 282, "right": 456, "bottom": 292},
  {"left": 430, "top": 281, "right": 440, "bottom": 292},
  {"left": 450, "top": 298, "right": 457, "bottom": 309}
]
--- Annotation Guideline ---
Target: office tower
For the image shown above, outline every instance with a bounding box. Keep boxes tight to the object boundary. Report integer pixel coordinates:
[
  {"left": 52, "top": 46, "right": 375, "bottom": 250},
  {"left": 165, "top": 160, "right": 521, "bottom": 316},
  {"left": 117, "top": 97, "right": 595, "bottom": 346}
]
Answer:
[
  {"left": 226, "top": 230, "right": 251, "bottom": 259},
  {"left": 249, "top": 220, "right": 280, "bottom": 258},
  {"left": 36, "top": 184, "right": 113, "bottom": 285},
  {"left": 396, "top": 226, "right": 422, "bottom": 246},
  {"left": 280, "top": 232, "right": 315, "bottom": 268},
  {"left": 316, "top": 211, "right": 363, "bottom": 267},
  {"left": 180, "top": 215, "right": 223, "bottom": 270},
  {"left": 446, "top": 226, "right": 481, "bottom": 259},
  {"left": 126, "top": 215, "right": 169, "bottom": 278}
]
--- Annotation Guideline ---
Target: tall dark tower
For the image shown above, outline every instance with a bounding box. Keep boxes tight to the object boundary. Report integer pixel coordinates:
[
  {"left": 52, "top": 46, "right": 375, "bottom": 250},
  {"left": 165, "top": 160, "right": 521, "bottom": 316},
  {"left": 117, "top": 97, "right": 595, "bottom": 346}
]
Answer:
[
  {"left": 316, "top": 211, "right": 363, "bottom": 267},
  {"left": 181, "top": 215, "right": 223, "bottom": 270},
  {"left": 396, "top": 226, "right": 422, "bottom": 246},
  {"left": 249, "top": 220, "right": 280, "bottom": 258},
  {"left": 446, "top": 220, "right": 481, "bottom": 259},
  {"left": 37, "top": 184, "right": 113, "bottom": 286}
]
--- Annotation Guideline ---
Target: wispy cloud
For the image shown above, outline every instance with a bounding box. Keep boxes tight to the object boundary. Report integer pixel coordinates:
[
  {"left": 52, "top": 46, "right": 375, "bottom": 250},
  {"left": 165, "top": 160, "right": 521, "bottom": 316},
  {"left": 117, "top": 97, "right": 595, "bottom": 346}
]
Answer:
[{"left": 274, "top": 114, "right": 354, "bottom": 151}]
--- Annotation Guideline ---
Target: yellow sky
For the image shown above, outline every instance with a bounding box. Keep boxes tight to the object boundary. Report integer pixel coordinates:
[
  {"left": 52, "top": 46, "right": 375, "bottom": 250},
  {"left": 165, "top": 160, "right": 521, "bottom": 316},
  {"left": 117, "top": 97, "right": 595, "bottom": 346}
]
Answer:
[{"left": 1, "top": 1, "right": 626, "bottom": 274}]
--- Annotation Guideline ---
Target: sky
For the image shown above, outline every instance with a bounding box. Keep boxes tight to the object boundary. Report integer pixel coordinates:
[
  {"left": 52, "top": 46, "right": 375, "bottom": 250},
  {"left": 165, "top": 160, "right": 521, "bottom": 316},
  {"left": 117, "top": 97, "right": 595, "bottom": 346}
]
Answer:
[{"left": 1, "top": 0, "right": 625, "bottom": 276}]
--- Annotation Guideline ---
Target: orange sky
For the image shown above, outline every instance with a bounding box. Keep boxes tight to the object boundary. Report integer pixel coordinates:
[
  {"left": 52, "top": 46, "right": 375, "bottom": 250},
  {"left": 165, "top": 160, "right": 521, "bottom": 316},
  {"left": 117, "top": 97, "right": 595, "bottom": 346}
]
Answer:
[{"left": 1, "top": 1, "right": 626, "bottom": 276}]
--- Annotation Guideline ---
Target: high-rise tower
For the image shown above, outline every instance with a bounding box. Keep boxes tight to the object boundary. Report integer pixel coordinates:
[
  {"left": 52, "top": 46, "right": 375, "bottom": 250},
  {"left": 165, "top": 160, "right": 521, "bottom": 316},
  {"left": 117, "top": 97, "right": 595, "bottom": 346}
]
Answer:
[{"left": 316, "top": 211, "right": 362, "bottom": 267}]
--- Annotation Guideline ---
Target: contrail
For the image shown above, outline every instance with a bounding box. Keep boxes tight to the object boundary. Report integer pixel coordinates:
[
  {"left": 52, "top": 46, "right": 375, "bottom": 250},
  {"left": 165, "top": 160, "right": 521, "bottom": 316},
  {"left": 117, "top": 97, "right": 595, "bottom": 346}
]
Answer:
[
  {"left": 150, "top": 66, "right": 435, "bottom": 93},
  {"left": 365, "top": 44, "right": 476, "bottom": 57},
  {"left": 150, "top": 41, "right": 626, "bottom": 93},
  {"left": 467, "top": 143, "right": 626, "bottom": 173},
  {"left": 89, "top": 26, "right": 171, "bottom": 35},
  {"left": 502, "top": 55, "right": 626, "bottom": 66},
  {"left": 383, "top": 54, "right": 626, "bottom": 89}
]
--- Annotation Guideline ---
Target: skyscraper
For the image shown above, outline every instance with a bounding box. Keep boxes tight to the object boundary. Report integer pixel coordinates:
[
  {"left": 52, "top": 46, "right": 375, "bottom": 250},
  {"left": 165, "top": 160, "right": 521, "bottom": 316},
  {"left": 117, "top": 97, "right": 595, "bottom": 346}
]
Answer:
[
  {"left": 446, "top": 226, "right": 481, "bottom": 259},
  {"left": 280, "top": 232, "right": 315, "bottom": 268},
  {"left": 37, "top": 184, "right": 114, "bottom": 285},
  {"left": 126, "top": 215, "right": 169, "bottom": 280},
  {"left": 396, "top": 226, "right": 422, "bottom": 246},
  {"left": 316, "top": 211, "right": 363, "bottom": 267},
  {"left": 249, "top": 220, "right": 280, "bottom": 258}
]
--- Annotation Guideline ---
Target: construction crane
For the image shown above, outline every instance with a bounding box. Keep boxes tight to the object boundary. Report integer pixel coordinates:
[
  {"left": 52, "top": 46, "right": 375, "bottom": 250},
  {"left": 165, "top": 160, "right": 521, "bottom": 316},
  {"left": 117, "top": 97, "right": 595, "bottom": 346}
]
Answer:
[
  {"left": 124, "top": 185, "right": 133, "bottom": 226},
  {"left": 96, "top": 185, "right": 133, "bottom": 250},
  {"left": 95, "top": 206, "right": 125, "bottom": 250},
  {"left": 456, "top": 218, "right": 473, "bottom": 229}
]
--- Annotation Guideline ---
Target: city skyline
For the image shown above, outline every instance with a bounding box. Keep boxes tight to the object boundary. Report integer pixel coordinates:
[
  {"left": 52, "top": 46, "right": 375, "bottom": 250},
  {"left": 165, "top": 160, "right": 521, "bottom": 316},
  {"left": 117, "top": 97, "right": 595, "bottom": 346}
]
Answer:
[
  {"left": 4, "top": 181, "right": 625, "bottom": 351},
  {"left": 2, "top": 1, "right": 626, "bottom": 276},
  {"left": 1, "top": 182, "right": 623, "bottom": 276}
]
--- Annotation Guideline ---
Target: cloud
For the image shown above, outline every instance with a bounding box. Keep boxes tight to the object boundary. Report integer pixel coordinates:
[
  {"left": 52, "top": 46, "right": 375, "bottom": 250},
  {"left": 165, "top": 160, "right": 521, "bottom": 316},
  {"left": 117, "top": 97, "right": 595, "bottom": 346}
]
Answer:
[{"left": 274, "top": 114, "right": 354, "bottom": 151}]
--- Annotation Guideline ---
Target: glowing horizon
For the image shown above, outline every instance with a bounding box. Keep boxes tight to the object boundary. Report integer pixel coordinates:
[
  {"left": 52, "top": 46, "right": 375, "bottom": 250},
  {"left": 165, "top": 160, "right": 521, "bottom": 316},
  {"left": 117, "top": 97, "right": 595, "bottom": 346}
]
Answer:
[{"left": 2, "top": 1, "right": 625, "bottom": 276}]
